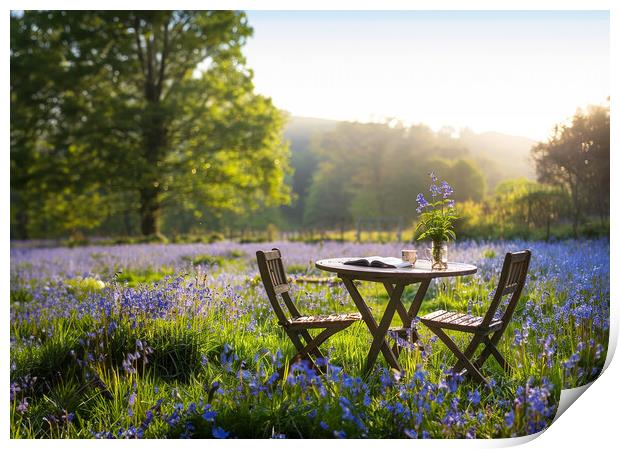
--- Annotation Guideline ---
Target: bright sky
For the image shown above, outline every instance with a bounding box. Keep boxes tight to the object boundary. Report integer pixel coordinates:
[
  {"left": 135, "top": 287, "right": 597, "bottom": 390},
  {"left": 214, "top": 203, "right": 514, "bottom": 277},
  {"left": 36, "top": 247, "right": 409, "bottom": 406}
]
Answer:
[{"left": 244, "top": 11, "right": 609, "bottom": 141}]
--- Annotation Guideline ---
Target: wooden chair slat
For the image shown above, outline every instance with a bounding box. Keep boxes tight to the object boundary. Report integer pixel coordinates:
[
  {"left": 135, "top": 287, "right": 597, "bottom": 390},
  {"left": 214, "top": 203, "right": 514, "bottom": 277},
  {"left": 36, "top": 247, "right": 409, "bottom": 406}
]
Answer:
[
  {"left": 442, "top": 312, "right": 467, "bottom": 324},
  {"left": 280, "top": 291, "right": 302, "bottom": 318},
  {"left": 420, "top": 250, "right": 531, "bottom": 385},
  {"left": 436, "top": 311, "right": 457, "bottom": 322},
  {"left": 288, "top": 312, "right": 363, "bottom": 329},
  {"left": 423, "top": 309, "right": 450, "bottom": 320},
  {"left": 263, "top": 250, "right": 282, "bottom": 261},
  {"left": 452, "top": 314, "right": 479, "bottom": 326},
  {"left": 462, "top": 316, "right": 484, "bottom": 326},
  {"left": 273, "top": 283, "right": 289, "bottom": 295},
  {"left": 256, "top": 248, "right": 362, "bottom": 372}
]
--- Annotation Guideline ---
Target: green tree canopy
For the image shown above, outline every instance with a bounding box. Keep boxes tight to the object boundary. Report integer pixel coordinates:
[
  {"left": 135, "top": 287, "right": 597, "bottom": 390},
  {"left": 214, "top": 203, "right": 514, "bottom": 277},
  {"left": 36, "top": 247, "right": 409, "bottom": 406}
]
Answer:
[
  {"left": 532, "top": 102, "right": 610, "bottom": 234},
  {"left": 11, "top": 11, "right": 291, "bottom": 238},
  {"left": 303, "top": 122, "right": 486, "bottom": 229}
]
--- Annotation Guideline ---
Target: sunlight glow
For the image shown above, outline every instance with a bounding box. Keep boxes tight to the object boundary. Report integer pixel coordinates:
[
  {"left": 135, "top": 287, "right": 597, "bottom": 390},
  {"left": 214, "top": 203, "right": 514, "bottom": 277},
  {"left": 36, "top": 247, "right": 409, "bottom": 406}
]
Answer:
[{"left": 244, "top": 11, "right": 609, "bottom": 140}]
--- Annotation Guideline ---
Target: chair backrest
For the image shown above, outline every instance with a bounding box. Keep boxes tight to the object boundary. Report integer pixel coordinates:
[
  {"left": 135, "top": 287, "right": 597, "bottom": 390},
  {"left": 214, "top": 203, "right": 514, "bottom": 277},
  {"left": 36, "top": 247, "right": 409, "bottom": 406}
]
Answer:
[
  {"left": 256, "top": 248, "right": 302, "bottom": 325},
  {"left": 481, "top": 250, "right": 532, "bottom": 329}
]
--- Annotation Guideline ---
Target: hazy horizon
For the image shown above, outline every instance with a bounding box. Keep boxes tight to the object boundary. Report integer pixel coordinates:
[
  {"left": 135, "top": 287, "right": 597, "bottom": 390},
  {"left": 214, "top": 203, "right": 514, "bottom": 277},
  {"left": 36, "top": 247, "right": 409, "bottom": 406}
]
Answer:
[
  {"left": 284, "top": 114, "right": 539, "bottom": 141},
  {"left": 244, "top": 11, "right": 609, "bottom": 141}
]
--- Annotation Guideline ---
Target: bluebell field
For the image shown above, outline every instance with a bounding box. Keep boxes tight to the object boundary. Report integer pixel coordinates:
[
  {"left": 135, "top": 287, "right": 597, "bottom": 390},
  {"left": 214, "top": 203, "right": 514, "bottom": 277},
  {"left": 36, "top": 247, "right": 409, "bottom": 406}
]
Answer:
[{"left": 10, "top": 239, "right": 609, "bottom": 438}]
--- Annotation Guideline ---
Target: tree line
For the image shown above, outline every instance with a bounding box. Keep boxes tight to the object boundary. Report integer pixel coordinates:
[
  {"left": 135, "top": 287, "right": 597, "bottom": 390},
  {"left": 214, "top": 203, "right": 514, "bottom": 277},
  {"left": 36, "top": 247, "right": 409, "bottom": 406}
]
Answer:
[
  {"left": 531, "top": 103, "right": 609, "bottom": 236},
  {"left": 10, "top": 11, "right": 609, "bottom": 241},
  {"left": 300, "top": 122, "right": 486, "bottom": 231},
  {"left": 292, "top": 103, "right": 608, "bottom": 240}
]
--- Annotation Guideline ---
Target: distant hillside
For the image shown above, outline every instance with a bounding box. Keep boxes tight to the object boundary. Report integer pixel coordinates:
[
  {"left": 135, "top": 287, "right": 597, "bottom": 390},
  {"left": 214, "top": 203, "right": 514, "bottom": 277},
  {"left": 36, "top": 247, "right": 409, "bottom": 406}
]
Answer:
[
  {"left": 458, "top": 128, "right": 537, "bottom": 189},
  {"left": 281, "top": 117, "right": 340, "bottom": 226},
  {"left": 283, "top": 116, "right": 537, "bottom": 201},
  {"left": 284, "top": 116, "right": 339, "bottom": 143}
]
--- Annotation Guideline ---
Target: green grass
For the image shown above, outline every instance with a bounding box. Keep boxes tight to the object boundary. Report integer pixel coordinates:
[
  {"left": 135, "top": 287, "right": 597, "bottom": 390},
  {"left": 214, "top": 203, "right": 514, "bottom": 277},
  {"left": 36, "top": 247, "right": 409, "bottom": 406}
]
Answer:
[
  {"left": 10, "top": 280, "right": 561, "bottom": 438},
  {"left": 114, "top": 267, "right": 176, "bottom": 287},
  {"left": 10, "top": 246, "right": 607, "bottom": 438}
]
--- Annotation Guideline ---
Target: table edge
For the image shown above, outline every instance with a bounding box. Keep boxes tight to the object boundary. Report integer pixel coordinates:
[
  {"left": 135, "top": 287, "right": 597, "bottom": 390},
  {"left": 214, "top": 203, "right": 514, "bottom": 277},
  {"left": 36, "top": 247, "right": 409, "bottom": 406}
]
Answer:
[{"left": 314, "top": 258, "right": 477, "bottom": 280}]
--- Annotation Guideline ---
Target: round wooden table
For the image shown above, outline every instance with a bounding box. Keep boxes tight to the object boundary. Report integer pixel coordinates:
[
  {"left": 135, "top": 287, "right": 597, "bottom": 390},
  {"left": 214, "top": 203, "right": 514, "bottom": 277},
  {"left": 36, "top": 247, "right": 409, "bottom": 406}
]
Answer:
[{"left": 315, "top": 257, "right": 477, "bottom": 374}]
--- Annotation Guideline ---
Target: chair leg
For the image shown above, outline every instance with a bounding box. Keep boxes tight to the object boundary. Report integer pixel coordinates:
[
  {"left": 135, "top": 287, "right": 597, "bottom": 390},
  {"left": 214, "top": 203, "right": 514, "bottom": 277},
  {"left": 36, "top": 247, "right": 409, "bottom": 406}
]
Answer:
[
  {"left": 286, "top": 329, "right": 307, "bottom": 354},
  {"left": 429, "top": 327, "right": 488, "bottom": 385},
  {"left": 298, "top": 329, "right": 327, "bottom": 361},
  {"left": 476, "top": 336, "right": 511, "bottom": 374},
  {"left": 296, "top": 326, "right": 342, "bottom": 361},
  {"left": 281, "top": 331, "right": 322, "bottom": 376},
  {"left": 284, "top": 324, "right": 351, "bottom": 376},
  {"left": 453, "top": 334, "right": 483, "bottom": 373},
  {"left": 488, "top": 344, "right": 511, "bottom": 374}
]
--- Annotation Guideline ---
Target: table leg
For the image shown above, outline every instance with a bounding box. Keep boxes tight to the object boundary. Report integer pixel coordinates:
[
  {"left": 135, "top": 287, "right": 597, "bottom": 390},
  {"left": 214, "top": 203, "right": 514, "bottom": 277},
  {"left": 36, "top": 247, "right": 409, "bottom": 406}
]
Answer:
[
  {"left": 408, "top": 278, "right": 431, "bottom": 323},
  {"left": 384, "top": 279, "right": 431, "bottom": 356},
  {"left": 340, "top": 276, "right": 402, "bottom": 374},
  {"left": 383, "top": 282, "right": 409, "bottom": 357},
  {"left": 382, "top": 282, "right": 409, "bottom": 324},
  {"left": 366, "top": 283, "right": 405, "bottom": 372}
]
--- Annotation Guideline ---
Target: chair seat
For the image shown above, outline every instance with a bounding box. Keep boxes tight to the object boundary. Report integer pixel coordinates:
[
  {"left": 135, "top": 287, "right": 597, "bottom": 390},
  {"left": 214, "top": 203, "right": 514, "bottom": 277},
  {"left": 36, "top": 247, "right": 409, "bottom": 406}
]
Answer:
[
  {"left": 420, "top": 310, "right": 502, "bottom": 335},
  {"left": 286, "top": 312, "right": 362, "bottom": 329}
]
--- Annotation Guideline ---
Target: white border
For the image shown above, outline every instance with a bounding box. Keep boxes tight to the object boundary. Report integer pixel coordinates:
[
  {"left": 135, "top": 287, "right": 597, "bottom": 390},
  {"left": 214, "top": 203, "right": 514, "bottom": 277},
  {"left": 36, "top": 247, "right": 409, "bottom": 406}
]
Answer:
[
  {"left": 3, "top": 1, "right": 616, "bottom": 447},
  {"left": 4, "top": 1, "right": 616, "bottom": 11}
]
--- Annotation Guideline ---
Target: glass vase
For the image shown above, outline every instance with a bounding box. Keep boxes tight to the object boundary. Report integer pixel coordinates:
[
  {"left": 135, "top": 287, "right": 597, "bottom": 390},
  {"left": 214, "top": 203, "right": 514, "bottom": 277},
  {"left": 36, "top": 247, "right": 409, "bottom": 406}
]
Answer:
[{"left": 429, "top": 241, "right": 448, "bottom": 271}]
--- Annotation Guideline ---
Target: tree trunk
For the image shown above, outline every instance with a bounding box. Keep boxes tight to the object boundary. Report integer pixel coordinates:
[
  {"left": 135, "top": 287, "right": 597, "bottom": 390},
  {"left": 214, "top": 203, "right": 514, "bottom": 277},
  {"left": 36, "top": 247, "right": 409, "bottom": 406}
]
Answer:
[
  {"left": 140, "top": 187, "right": 160, "bottom": 236},
  {"left": 16, "top": 209, "right": 29, "bottom": 240},
  {"left": 571, "top": 180, "right": 580, "bottom": 238},
  {"left": 138, "top": 103, "right": 167, "bottom": 236},
  {"left": 598, "top": 197, "right": 606, "bottom": 226},
  {"left": 123, "top": 209, "right": 133, "bottom": 235},
  {"left": 137, "top": 23, "right": 169, "bottom": 237}
]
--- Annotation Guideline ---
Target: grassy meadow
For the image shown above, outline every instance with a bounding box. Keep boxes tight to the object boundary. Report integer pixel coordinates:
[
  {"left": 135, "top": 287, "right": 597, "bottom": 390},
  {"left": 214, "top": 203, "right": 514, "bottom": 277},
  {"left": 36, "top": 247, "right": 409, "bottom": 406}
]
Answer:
[{"left": 10, "top": 239, "right": 609, "bottom": 438}]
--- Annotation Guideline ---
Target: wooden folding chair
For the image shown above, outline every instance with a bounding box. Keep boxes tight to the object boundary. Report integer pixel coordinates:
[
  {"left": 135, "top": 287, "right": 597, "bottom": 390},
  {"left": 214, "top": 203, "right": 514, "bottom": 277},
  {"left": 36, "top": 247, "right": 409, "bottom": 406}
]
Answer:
[
  {"left": 256, "top": 248, "right": 362, "bottom": 372},
  {"left": 420, "top": 250, "right": 532, "bottom": 384}
]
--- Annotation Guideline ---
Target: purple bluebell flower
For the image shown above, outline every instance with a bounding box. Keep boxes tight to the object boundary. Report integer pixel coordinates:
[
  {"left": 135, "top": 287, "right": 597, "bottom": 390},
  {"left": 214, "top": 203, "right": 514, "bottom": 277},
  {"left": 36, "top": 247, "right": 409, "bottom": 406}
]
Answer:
[
  {"left": 8, "top": 237, "right": 610, "bottom": 438},
  {"left": 333, "top": 430, "right": 346, "bottom": 438},
  {"left": 212, "top": 426, "right": 229, "bottom": 439},
  {"left": 440, "top": 181, "right": 454, "bottom": 198},
  {"left": 16, "top": 398, "right": 29, "bottom": 413},
  {"left": 416, "top": 193, "right": 429, "bottom": 213},
  {"left": 468, "top": 390, "right": 481, "bottom": 405},
  {"left": 404, "top": 429, "right": 418, "bottom": 438}
]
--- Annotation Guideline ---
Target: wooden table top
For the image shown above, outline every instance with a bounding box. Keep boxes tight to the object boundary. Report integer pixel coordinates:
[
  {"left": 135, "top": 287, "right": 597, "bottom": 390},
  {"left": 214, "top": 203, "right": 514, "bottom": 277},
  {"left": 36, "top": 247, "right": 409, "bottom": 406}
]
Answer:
[{"left": 315, "top": 257, "right": 477, "bottom": 281}]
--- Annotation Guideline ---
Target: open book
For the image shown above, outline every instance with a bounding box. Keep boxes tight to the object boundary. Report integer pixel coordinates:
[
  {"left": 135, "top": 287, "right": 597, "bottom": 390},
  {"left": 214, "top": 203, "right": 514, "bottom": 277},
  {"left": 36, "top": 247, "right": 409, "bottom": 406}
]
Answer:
[{"left": 343, "top": 256, "right": 412, "bottom": 269}]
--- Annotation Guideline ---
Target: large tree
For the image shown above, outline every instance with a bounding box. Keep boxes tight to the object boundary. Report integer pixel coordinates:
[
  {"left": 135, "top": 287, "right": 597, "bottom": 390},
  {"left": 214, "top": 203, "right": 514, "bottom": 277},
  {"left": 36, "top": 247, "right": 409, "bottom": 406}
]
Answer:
[
  {"left": 531, "top": 103, "right": 610, "bottom": 235},
  {"left": 11, "top": 11, "right": 290, "bottom": 238}
]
